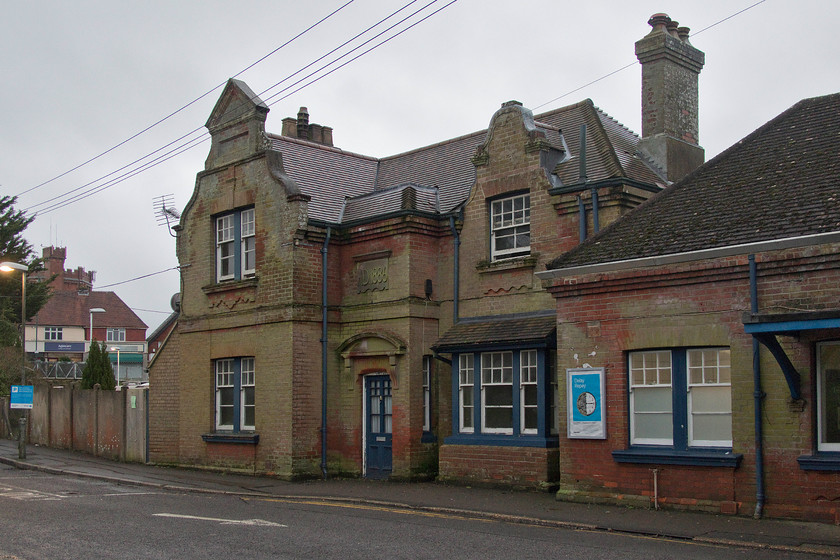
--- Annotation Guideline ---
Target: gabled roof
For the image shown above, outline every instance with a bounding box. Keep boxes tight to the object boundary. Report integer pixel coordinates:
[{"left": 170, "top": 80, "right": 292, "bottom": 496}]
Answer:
[
  {"left": 268, "top": 99, "right": 665, "bottom": 226},
  {"left": 147, "top": 311, "right": 178, "bottom": 343},
  {"left": 32, "top": 290, "right": 147, "bottom": 331},
  {"left": 546, "top": 93, "right": 840, "bottom": 271}
]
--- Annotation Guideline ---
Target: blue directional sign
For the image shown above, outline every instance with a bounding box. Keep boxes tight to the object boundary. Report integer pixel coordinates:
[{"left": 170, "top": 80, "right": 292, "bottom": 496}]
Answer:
[{"left": 10, "top": 385, "right": 34, "bottom": 409}]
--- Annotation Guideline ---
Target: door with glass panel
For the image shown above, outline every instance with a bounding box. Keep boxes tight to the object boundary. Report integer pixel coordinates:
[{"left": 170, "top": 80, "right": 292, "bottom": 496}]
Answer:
[{"left": 365, "top": 375, "right": 392, "bottom": 479}]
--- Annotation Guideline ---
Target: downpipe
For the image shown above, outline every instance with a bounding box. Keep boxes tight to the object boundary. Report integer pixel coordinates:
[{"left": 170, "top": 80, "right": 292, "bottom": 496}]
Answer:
[
  {"left": 750, "top": 254, "right": 766, "bottom": 518},
  {"left": 320, "top": 227, "right": 332, "bottom": 480}
]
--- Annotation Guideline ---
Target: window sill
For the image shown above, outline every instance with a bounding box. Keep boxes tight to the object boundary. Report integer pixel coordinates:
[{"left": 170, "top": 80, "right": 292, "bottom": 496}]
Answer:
[
  {"left": 202, "top": 277, "right": 258, "bottom": 295},
  {"left": 612, "top": 447, "right": 742, "bottom": 467},
  {"left": 797, "top": 453, "right": 840, "bottom": 471},
  {"left": 202, "top": 432, "right": 259, "bottom": 445},
  {"left": 476, "top": 255, "right": 537, "bottom": 274},
  {"left": 421, "top": 431, "right": 437, "bottom": 444},
  {"left": 444, "top": 434, "right": 558, "bottom": 448}
]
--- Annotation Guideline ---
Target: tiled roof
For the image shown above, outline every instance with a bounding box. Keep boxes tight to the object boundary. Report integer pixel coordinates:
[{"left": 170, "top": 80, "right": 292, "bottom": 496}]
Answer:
[
  {"left": 342, "top": 184, "right": 440, "bottom": 223},
  {"left": 546, "top": 93, "right": 840, "bottom": 270},
  {"left": 432, "top": 312, "right": 556, "bottom": 353},
  {"left": 268, "top": 99, "right": 664, "bottom": 226},
  {"left": 538, "top": 100, "right": 666, "bottom": 187},
  {"left": 32, "top": 290, "right": 147, "bottom": 331},
  {"left": 268, "top": 136, "right": 378, "bottom": 223}
]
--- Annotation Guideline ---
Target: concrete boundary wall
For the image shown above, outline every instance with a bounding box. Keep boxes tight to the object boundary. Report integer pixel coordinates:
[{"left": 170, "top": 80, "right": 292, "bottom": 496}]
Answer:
[{"left": 15, "top": 384, "right": 148, "bottom": 463}]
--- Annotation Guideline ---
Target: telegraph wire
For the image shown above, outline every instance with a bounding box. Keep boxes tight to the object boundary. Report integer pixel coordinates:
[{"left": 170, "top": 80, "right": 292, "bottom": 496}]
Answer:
[
  {"left": 15, "top": 0, "right": 356, "bottom": 199},
  {"left": 265, "top": 0, "right": 459, "bottom": 106},
  {"left": 26, "top": 0, "right": 458, "bottom": 216},
  {"left": 261, "top": 0, "right": 450, "bottom": 105},
  {"left": 22, "top": 1, "right": 431, "bottom": 215},
  {"left": 532, "top": 0, "right": 766, "bottom": 111},
  {"left": 95, "top": 266, "right": 180, "bottom": 289}
]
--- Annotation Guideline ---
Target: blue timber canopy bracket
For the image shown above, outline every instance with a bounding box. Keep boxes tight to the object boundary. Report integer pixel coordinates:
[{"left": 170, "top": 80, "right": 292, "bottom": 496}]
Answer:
[{"left": 743, "top": 310, "right": 840, "bottom": 401}]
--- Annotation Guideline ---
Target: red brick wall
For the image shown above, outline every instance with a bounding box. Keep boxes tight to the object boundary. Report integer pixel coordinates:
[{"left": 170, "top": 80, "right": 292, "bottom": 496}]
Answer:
[
  {"left": 439, "top": 444, "right": 559, "bottom": 487},
  {"left": 545, "top": 245, "right": 840, "bottom": 522}
]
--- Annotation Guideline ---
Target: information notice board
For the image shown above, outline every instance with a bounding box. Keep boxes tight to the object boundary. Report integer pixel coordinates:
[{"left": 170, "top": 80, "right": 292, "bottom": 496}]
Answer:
[{"left": 566, "top": 368, "right": 606, "bottom": 439}]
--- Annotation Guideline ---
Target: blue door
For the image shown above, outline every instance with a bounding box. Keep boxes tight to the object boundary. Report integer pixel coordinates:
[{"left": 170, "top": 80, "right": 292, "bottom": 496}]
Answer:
[{"left": 365, "top": 375, "right": 392, "bottom": 479}]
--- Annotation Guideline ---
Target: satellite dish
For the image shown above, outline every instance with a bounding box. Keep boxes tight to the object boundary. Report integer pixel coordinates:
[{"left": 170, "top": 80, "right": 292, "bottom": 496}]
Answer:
[{"left": 170, "top": 292, "right": 181, "bottom": 313}]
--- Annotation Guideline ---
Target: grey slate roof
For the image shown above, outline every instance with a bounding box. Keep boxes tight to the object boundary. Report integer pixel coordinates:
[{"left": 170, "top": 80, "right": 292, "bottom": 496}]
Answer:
[
  {"left": 268, "top": 99, "right": 665, "bottom": 226},
  {"left": 432, "top": 313, "right": 556, "bottom": 353},
  {"left": 546, "top": 93, "right": 840, "bottom": 270}
]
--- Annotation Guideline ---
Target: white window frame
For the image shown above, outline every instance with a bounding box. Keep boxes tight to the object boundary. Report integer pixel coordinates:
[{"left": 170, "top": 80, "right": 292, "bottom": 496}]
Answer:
[
  {"left": 686, "top": 348, "right": 732, "bottom": 447},
  {"left": 216, "top": 214, "right": 235, "bottom": 282},
  {"left": 458, "top": 354, "right": 474, "bottom": 433},
  {"left": 241, "top": 208, "right": 256, "bottom": 278},
  {"left": 106, "top": 327, "right": 126, "bottom": 342},
  {"left": 215, "top": 358, "right": 235, "bottom": 431},
  {"left": 240, "top": 357, "right": 256, "bottom": 431},
  {"left": 215, "top": 208, "right": 255, "bottom": 283},
  {"left": 422, "top": 356, "right": 431, "bottom": 432},
  {"left": 481, "top": 351, "right": 513, "bottom": 434},
  {"left": 490, "top": 193, "right": 530, "bottom": 261},
  {"left": 44, "top": 326, "right": 63, "bottom": 341},
  {"left": 520, "top": 349, "right": 539, "bottom": 435},
  {"left": 629, "top": 350, "right": 674, "bottom": 446},
  {"left": 817, "top": 342, "right": 840, "bottom": 452}
]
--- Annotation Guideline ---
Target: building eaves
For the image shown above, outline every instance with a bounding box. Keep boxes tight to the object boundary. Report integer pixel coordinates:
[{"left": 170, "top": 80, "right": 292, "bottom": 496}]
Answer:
[
  {"left": 432, "top": 312, "right": 556, "bottom": 353},
  {"left": 544, "top": 92, "right": 840, "bottom": 271}
]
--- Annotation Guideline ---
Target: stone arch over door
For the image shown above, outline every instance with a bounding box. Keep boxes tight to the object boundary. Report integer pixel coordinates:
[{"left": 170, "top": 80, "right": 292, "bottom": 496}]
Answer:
[{"left": 337, "top": 332, "right": 407, "bottom": 387}]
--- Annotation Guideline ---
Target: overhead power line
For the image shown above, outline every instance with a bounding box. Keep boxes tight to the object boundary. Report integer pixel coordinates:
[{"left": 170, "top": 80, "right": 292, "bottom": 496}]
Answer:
[
  {"left": 15, "top": 0, "right": 356, "bottom": 199},
  {"left": 532, "top": 0, "right": 766, "bottom": 111},
  {"left": 25, "top": 0, "right": 459, "bottom": 216}
]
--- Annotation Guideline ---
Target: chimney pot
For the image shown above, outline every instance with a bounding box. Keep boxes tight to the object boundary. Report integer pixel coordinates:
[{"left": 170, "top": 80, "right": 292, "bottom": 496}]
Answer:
[
  {"left": 297, "top": 107, "right": 310, "bottom": 140},
  {"left": 667, "top": 20, "right": 681, "bottom": 39},
  {"left": 646, "top": 13, "right": 671, "bottom": 36},
  {"left": 677, "top": 26, "right": 692, "bottom": 44}
]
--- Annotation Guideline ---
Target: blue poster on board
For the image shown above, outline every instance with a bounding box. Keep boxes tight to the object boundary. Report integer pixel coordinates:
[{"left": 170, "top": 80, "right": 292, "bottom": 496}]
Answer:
[
  {"left": 10, "top": 385, "right": 34, "bottom": 409},
  {"left": 566, "top": 368, "right": 606, "bottom": 439}
]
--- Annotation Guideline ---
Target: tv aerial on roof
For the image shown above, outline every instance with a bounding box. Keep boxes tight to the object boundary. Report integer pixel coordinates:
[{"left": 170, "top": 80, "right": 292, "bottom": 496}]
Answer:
[{"left": 153, "top": 194, "right": 181, "bottom": 238}]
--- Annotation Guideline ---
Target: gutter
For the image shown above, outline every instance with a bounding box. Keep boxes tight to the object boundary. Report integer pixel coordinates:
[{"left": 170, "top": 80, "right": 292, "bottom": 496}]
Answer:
[{"left": 537, "top": 231, "right": 840, "bottom": 280}]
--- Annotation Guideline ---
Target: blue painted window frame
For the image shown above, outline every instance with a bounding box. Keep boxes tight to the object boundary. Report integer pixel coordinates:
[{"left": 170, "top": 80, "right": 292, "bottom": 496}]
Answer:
[
  {"left": 213, "top": 357, "right": 255, "bottom": 433},
  {"left": 614, "top": 348, "right": 741, "bottom": 467},
  {"left": 446, "top": 343, "right": 557, "bottom": 448}
]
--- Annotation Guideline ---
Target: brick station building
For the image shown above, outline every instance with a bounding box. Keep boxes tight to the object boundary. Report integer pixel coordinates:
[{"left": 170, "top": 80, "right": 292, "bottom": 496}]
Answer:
[
  {"left": 538, "top": 92, "right": 840, "bottom": 523},
  {"left": 149, "top": 15, "right": 707, "bottom": 486}
]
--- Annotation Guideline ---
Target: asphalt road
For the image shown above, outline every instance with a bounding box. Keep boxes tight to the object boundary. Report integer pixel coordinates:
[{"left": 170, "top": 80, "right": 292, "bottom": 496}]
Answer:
[{"left": 0, "top": 464, "right": 828, "bottom": 560}]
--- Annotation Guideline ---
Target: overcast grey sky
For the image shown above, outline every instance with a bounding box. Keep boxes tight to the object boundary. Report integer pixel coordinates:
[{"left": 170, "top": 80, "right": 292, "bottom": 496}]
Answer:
[{"left": 2, "top": 0, "right": 838, "bottom": 333}]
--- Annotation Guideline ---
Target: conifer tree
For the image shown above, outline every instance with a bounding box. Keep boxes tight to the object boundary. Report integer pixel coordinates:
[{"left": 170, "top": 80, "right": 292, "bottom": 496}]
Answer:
[{"left": 81, "top": 341, "right": 116, "bottom": 390}]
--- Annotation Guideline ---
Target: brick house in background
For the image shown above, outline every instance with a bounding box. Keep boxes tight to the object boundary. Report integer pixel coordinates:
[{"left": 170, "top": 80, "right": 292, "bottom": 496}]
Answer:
[
  {"left": 149, "top": 14, "right": 704, "bottom": 485},
  {"left": 538, "top": 93, "right": 840, "bottom": 523},
  {"left": 27, "top": 246, "right": 148, "bottom": 383}
]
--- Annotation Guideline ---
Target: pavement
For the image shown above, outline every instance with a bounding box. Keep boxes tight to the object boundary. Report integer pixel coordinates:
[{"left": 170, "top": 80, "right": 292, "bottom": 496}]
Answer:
[{"left": 1, "top": 439, "right": 839, "bottom": 557}]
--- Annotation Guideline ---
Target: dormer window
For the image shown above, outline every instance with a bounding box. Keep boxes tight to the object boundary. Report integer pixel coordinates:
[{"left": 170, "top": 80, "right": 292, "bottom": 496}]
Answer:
[
  {"left": 490, "top": 193, "right": 530, "bottom": 261},
  {"left": 216, "top": 208, "right": 256, "bottom": 282}
]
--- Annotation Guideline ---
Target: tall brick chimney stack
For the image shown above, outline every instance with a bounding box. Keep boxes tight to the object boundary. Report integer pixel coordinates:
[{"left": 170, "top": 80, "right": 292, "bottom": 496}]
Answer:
[
  {"left": 281, "top": 107, "right": 334, "bottom": 146},
  {"left": 636, "top": 13, "right": 705, "bottom": 182}
]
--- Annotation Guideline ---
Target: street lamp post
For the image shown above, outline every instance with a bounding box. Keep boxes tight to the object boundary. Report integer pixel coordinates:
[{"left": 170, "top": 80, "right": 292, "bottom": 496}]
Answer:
[
  {"left": 1, "top": 261, "right": 29, "bottom": 460},
  {"left": 110, "top": 346, "right": 121, "bottom": 388},
  {"left": 89, "top": 307, "right": 105, "bottom": 355}
]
